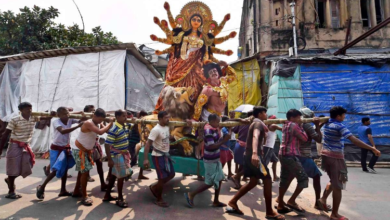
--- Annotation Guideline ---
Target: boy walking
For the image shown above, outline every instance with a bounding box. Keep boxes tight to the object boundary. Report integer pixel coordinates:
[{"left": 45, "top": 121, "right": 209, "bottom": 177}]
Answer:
[
  {"left": 0, "top": 102, "right": 54, "bottom": 199},
  {"left": 103, "top": 109, "right": 133, "bottom": 208},
  {"left": 143, "top": 111, "right": 174, "bottom": 208},
  {"left": 185, "top": 114, "right": 230, "bottom": 208},
  {"left": 72, "top": 108, "right": 113, "bottom": 206},
  {"left": 36, "top": 107, "right": 83, "bottom": 200}
]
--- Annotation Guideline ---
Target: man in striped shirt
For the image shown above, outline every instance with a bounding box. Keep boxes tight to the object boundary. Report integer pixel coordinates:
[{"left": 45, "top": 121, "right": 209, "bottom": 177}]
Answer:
[
  {"left": 277, "top": 109, "right": 309, "bottom": 214},
  {"left": 0, "top": 102, "right": 54, "bottom": 199},
  {"left": 318, "top": 106, "right": 380, "bottom": 220},
  {"left": 185, "top": 114, "right": 231, "bottom": 208},
  {"left": 104, "top": 109, "right": 132, "bottom": 208}
]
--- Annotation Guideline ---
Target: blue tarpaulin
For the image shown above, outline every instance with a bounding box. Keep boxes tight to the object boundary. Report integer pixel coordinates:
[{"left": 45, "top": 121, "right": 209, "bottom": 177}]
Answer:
[{"left": 300, "top": 64, "right": 390, "bottom": 146}]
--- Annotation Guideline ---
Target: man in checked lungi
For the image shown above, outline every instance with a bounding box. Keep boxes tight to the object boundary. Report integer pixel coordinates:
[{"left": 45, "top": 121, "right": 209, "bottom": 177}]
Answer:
[
  {"left": 0, "top": 102, "right": 55, "bottom": 199},
  {"left": 103, "top": 109, "right": 133, "bottom": 208}
]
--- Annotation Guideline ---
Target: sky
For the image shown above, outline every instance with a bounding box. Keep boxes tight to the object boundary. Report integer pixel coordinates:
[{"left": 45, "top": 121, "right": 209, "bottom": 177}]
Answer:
[{"left": 0, "top": 0, "right": 243, "bottom": 63}]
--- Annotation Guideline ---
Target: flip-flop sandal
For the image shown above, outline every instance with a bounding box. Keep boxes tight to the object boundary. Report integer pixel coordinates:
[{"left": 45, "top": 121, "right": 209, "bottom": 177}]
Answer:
[
  {"left": 103, "top": 196, "right": 118, "bottom": 202},
  {"left": 4, "top": 178, "right": 16, "bottom": 190},
  {"left": 116, "top": 200, "right": 128, "bottom": 208},
  {"left": 81, "top": 197, "right": 93, "bottom": 206},
  {"left": 212, "top": 202, "right": 227, "bottom": 207},
  {"left": 316, "top": 199, "right": 330, "bottom": 212},
  {"left": 36, "top": 185, "right": 45, "bottom": 200},
  {"left": 286, "top": 204, "right": 306, "bottom": 214},
  {"left": 184, "top": 193, "right": 194, "bottom": 208},
  {"left": 274, "top": 205, "right": 292, "bottom": 214},
  {"left": 58, "top": 191, "right": 72, "bottom": 197},
  {"left": 67, "top": 174, "right": 72, "bottom": 178},
  {"left": 149, "top": 185, "right": 158, "bottom": 199},
  {"left": 266, "top": 214, "right": 285, "bottom": 220},
  {"left": 225, "top": 207, "right": 244, "bottom": 215},
  {"left": 5, "top": 193, "right": 22, "bottom": 199},
  {"left": 154, "top": 201, "right": 169, "bottom": 208}
]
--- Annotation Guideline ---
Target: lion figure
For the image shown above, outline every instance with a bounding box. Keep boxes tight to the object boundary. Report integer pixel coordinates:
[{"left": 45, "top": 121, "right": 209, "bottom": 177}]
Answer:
[{"left": 138, "top": 86, "right": 195, "bottom": 156}]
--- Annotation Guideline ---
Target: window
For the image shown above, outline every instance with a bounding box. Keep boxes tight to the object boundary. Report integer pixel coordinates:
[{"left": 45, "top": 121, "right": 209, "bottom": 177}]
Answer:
[
  {"left": 361, "top": 0, "right": 370, "bottom": 27},
  {"left": 276, "top": 20, "right": 279, "bottom": 26},
  {"left": 275, "top": 8, "right": 280, "bottom": 15},
  {"left": 361, "top": 0, "right": 384, "bottom": 28},
  {"left": 316, "top": 0, "right": 341, "bottom": 28},
  {"left": 316, "top": 0, "right": 326, "bottom": 28},
  {"left": 374, "top": 0, "right": 384, "bottom": 24},
  {"left": 330, "top": 0, "right": 340, "bottom": 28},
  {"left": 245, "top": 43, "right": 250, "bottom": 57}
]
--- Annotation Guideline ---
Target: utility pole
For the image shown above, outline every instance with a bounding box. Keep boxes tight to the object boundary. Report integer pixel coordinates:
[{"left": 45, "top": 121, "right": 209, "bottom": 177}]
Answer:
[{"left": 290, "top": 1, "right": 298, "bottom": 57}]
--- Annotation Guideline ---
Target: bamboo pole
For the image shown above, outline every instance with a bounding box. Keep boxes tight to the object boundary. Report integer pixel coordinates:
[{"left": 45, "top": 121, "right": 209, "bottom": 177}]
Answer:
[{"left": 31, "top": 112, "right": 330, "bottom": 128}]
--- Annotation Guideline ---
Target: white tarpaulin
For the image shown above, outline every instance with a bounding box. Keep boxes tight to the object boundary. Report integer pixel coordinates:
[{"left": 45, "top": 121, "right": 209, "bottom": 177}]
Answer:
[
  {"left": 125, "top": 54, "right": 164, "bottom": 112},
  {"left": 20, "top": 50, "right": 126, "bottom": 112},
  {"left": 0, "top": 50, "right": 126, "bottom": 153},
  {"left": 0, "top": 60, "right": 26, "bottom": 121}
]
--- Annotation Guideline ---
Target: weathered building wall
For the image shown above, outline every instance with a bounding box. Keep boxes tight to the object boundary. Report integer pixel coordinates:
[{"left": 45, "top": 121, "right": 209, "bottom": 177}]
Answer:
[{"left": 239, "top": 0, "right": 390, "bottom": 58}]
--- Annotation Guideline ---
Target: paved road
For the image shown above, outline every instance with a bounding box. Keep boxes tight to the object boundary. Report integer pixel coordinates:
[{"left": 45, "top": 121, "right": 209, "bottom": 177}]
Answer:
[{"left": 0, "top": 159, "right": 389, "bottom": 220}]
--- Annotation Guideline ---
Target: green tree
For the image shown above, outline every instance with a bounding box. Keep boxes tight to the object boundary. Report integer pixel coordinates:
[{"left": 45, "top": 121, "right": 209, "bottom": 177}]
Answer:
[{"left": 0, "top": 5, "right": 120, "bottom": 56}]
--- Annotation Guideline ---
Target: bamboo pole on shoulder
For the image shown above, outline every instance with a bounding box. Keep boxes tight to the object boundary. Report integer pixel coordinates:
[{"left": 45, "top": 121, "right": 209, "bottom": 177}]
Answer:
[{"left": 32, "top": 112, "right": 330, "bottom": 127}]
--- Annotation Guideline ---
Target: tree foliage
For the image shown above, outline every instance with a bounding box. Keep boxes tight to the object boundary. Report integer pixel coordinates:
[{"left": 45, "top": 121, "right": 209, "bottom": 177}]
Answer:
[{"left": 0, "top": 5, "right": 120, "bottom": 56}]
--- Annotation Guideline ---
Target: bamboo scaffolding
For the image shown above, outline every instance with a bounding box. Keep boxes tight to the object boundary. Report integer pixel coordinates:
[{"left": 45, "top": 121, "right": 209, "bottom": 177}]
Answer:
[{"left": 32, "top": 112, "right": 330, "bottom": 127}]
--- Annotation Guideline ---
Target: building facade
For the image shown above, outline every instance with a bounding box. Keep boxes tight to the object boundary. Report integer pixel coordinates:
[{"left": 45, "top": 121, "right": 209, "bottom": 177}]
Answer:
[{"left": 239, "top": 0, "right": 390, "bottom": 58}]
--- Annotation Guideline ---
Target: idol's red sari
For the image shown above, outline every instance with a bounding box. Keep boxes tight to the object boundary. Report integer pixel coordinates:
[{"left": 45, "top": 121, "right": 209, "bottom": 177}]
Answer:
[{"left": 154, "top": 49, "right": 206, "bottom": 112}]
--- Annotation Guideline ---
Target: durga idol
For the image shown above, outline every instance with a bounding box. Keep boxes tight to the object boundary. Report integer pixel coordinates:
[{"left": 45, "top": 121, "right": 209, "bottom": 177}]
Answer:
[{"left": 151, "top": 1, "right": 237, "bottom": 114}]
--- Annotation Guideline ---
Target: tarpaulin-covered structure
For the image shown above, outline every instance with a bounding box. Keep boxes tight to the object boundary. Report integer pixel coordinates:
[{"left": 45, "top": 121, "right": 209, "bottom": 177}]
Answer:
[
  {"left": 0, "top": 43, "right": 164, "bottom": 153},
  {"left": 228, "top": 58, "right": 262, "bottom": 112},
  {"left": 266, "top": 54, "right": 390, "bottom": 161}
]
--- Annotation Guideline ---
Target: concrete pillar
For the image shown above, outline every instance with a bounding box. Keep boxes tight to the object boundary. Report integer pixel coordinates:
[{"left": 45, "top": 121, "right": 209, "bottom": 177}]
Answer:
[
  {"left": 304, "top": 0, "right": 316, "bottom": 25},
  {"left": 283, "top": 0, "right": 288, "bottom": 27},
  {"left": 370, "top": 0, "right": 377, "bottom": 27},
  {"left": 339, "top": 0, "right": 347, "bottom": 27},
  {"left": 384, "top": 0, "right": 390, "bottom": 19},
  {"left": 325, "top": 0, "right": 332, "bottom": 28},
  {"left": 260, "top": 0, "right": 271, "bottom": 52},
  {"left": 270, "top": 0, "right": 274, "bottom": 27},
  {"left": 296, "top": 0, "right": 304, "bottom": 27}
]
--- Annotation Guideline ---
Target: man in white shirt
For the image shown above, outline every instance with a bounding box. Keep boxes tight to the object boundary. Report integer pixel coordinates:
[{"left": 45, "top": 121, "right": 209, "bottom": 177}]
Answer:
[{"left": 144, "top": 111, "right": 174, "bottom": 208}]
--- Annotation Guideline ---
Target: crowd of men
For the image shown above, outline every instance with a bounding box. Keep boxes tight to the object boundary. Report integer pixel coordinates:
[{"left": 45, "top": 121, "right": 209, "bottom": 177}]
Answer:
[{"left": 0, "top": 102, "right": 381, "bottom": 220}]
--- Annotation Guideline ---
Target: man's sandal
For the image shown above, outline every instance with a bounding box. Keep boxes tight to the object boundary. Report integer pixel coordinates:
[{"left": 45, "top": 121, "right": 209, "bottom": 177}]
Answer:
[
  {"left": 116, "top": 200, "right": 128, "bottom": 208},
  {"left": 36, "top": 185, "right": 45, "bottom": 200},
  {"left": 5, "top": 192, "right": 22, "bottom": 199},
  {"left": 81, "top": 197, "right": 93, "bottom": 206}
]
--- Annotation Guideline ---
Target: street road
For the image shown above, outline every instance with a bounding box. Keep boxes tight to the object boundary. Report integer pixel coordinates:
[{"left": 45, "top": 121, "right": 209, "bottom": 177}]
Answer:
[{"left": 0, "top": 159, "right": 389, "bottom": 220}]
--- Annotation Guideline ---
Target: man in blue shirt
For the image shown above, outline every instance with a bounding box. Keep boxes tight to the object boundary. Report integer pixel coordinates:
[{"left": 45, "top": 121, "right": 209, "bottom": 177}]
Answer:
[
  {"left": 318, "top": 107, "right": 381, "bottom": 220},
  {"left": 358, "top": 117, "right": 379, "bottom": 173}
]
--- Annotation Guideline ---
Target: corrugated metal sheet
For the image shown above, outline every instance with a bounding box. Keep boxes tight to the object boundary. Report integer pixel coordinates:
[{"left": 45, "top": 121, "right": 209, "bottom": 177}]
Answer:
[{"left": 301, "top": 64, "right": 390, "bottom": 145}]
